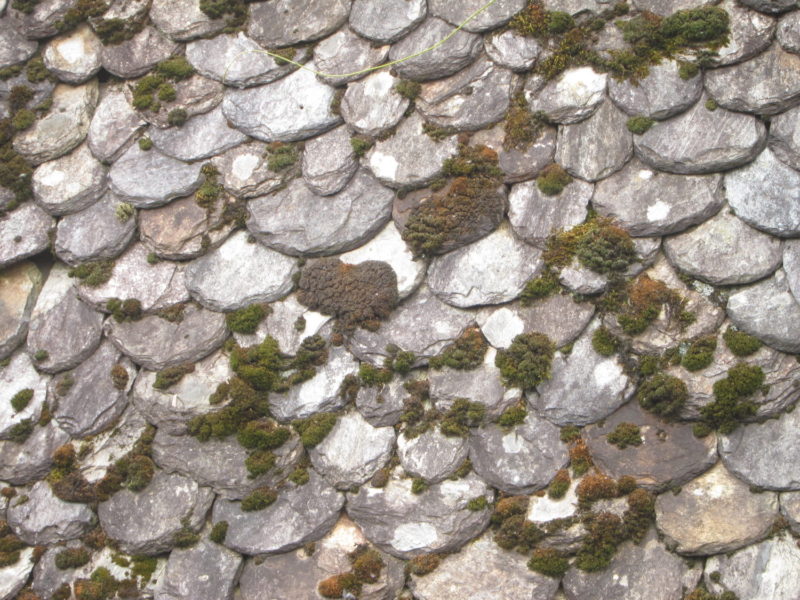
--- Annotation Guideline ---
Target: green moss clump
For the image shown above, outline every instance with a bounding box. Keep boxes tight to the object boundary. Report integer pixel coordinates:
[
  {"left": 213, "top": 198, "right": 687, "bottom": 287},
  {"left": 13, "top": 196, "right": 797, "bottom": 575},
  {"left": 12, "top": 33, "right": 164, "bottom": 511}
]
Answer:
[
  {"left": 606, "top": 422, "right": 642, "bottom": 449},
  {"left": 359, "top": 363, "right": 393, "bottom": 387},
  {"left": 8, "top": 86, "right": 34, "bottom": 113},
  {"left": 289, "top": 466, "right": 310, "bottom": 485},
  {"left": 138, "top": 137, "right": 153, "bottom": 151},
  {"left": 157, "top": 83, "right": 177, "bottom": 102},
  {"left": 10, "top": 389, "right": 33, "bottom": 412},
  {"left": 168, "top": 108, "right": 188, "bottom": 127},
  {"left": 188, "top": 377, "right": 270, "bottom": 440},
  {"left": 94, "top": 17, "right": 146, "bottom": 45},
  {"left": 153, "top": 363, "right": 195, "bottom": 390},
  {"left": 723, "top": 327, "right": 762, "bottom": 357},
  {"left": 493, "top": 512, "right": 543, "bottom": 553},
  {"left": 225, "top": 304, "right": 268, "bottom": 334},
  {"left": 543, "top": 217, "right": 635, "bottom": 276},
  {"left": 439, "top": 398, "right": 485, "bottom": 437},
  {"left": 682, "top": 335, "right": 716, "bottom": 371},
  {"left": 241, "top": 487, "right": 277, "bottom": 511},
  {"left": 209, "top": 521, "right": 228, "bottom": 544},
  {"left": 26, "top": 57, "right": 50, "bottom": 83},
  {"left": 55, "top": 547, "right": 91, "bottom": 570},
  {"left": 55, "top": 0, "right": 108, "bottom": 33},
  {"left": 115, "top": 454, "right": 155, "bottom": 492},
  {"left": 536, "top": 163, "right": 572, "bottom": 196},
  {"left": 237, "top": 420, "right": 290, "bottom": 451},
  {"left": 504, "top": 93, "right": 546, "bottom": 151},
  {"left": 429, "top": 327, "right": 487, "bottom": 370},
  {"left": 11, "top": 109, "right": 35, "bottom": 131},
  {"left": 172, "top": 526, "right": 200, "bottom": 548},
  {"left": 244, "top": 450, "right": 275, "bottom": 477},
  {"left": 406, "top": 554, "right": 441, "bottom": 576},
  {"left": 106, "top": 298, "right": 142, "bottom": 323},
  {"left": 592, "top": 326, "right": 620, "bottom": 357},
  {"left": 7, "top": 419, "right": 34, "bottom": 444},
  {"left": 394, "top": 79, "right": 421, "bottom": 100},
  {"left": 510, "top": 3, "right": 574, "bottom": 36},
  {"left": 560, "top": 425, "right": 581, "bottom": 443},
  {"left": 622, "top": 487, "right": 655, "bottom": 542},
  {"left": 115, "top": 202, "right": 134, "bottom": 222},
  {"left": 616, "top": 274, "right": 684, "bottom": 336},
  {"left": 110, "top": 364, "right": 128, "bottom": 390},
  {"left": 626, "top": 116, "right": 655, "bottom": 135},
  {"left": 497, "top": 402, "right": 527, "bottom": 428},
  {"left": 466, "top": 496, "right": 488, "bottom": 511},
  {"left": 576, "top": 472, "right": 619, "bottom": 508},
  {"left": 385, "top": 350, "right": 415, "bottom": 374},
  {"left": 705, "top": 98, "right": 718, "bottom": 111},
  {"left": 266, "top": 142, "right": 298, "bottom": 172},
  {"left": 11, "top": 0, "right": 41, "bottom": 14},
  {"left": 195, "top": 163, "right": 223, "bottom": 210},
  {"left": 637, "top": 373, "right": 687, "bottom": 419},
  {"left": 548, "top": 468, "right": 571, "bottom": 499},
  {"left": 520, "top": 269, "right": 560, "bottom": 304},
  {"left": 0, "top": 118, "right": 34, "bottom": 203},
  {"left": 575, "top": 512, "right": 624, "bottom": 571},
  {"left": 68, "top": 260, "right": 115, "bottom": 287},
  {"left": 411, "top": 477, "right": 428, "bottom": 494},
  {"left": 293, "top": 412, "right": 337, "bottom": 448},
  {"left": 700, "top": 363, "right": 764, "bottom": 434},
  {"left": 155, "top": 57, "right": 195, "bottom": 81},
  {"left": 398, "top": 380, "right": 436, "bottom": 439},
  {"left": 528, "top": 548, "right": 569, "bottom": 577},
  {"left": 350, "top": 135, "right": 373, "bottom": 158},
  {"left": 495, "top": 332, "right": 555, "bottom": 389}
]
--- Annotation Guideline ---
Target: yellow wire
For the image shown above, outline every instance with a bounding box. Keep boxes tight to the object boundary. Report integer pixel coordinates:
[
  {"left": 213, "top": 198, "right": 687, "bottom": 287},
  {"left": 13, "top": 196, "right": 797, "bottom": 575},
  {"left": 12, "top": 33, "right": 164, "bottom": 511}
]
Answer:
[{"left": 222, "top": 0, "right": 502, "bottom": 83}]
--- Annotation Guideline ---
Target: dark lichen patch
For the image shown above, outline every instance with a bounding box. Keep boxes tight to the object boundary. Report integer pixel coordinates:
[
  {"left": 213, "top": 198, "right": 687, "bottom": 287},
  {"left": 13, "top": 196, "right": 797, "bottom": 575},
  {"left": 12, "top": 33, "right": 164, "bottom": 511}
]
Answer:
[
  {"left": 606, "top": 422, "right": 642, "bottom": 449},
  {"left": 681, "top": 335, "right": 716, "bottom": 371},
  {"left": 495, "top": 332, "right": 555, "bottom": 390},
  {"left": 637, "top": 373, "right": 688, "bottom": 420},
  {"left": 429, "top": 327, "right": 487, "bottom": 371},
  {"left": 536, "top": 163, "right": 572, "bottom": 196},
  {"left": 723, "top": 327, "right": 762, "bottom": 357},
  {"left": 700, "top": 362, "right": 764, "bottom": 434},
  {"left": 225, "top": 303, "right": 269, "bottom": 334},
  {"left": 68, "top": 260, "right": 115, "bottom": 288}
]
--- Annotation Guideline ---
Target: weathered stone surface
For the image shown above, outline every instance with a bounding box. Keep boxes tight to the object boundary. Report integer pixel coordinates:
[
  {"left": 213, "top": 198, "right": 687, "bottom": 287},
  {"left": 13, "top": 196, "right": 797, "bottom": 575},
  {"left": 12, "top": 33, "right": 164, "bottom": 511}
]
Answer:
[
  {"left": 42, "top": 25, "right": 102, "bottom": 84},
  {"left": 186, "top": 231, "right": 297, "bottom": 310},
  {"left": 7, "top": 0, "right": 72, "bottom": 38},
  {"left": 430, "top": 349, "right": 512, "bottom": 418},
  {"left": 105, "top": 303, "right": 227, "bottom": 370},
  {"left": 778, "top": 10, "right": 800, "bottom": 53},
  {"left": 356, "top": 376, "right": 408, "bottom": 428},
  {"left": 397, "top": 428, "right": 469, "bottom": 483},
  {"left": 135, "top": 74, "right": 225, "bottom": 130},
  {"left": 634, "top": 95, "right": 767, "bottom": 174},
  {"left": 563, "top": 530, "right": 702, "bottom": 600},
  {"left": 248, "top": 169, "right": 393, "bottom": 257},
  {"left": 0, "top": 350, "right": 47, "bottom": 440},
  {"left": 268, "top": 345, "right": 358, "bottom": 421},
  {"left": 149, "top": 105, "right": 246, "bottom": 162},
  {"left": 531, "top": 321, "right": 634, "bottom": 426},
  {"left": 707, "top": 44, "right": 800, "bottom": 115},
  {"left": 470, "top": 413, "right": 569, "bottom": 494},
  {"left": 213, "top": 470, "right": 344, "bottom": 555},
  {"left": 153, "top": 427, "right": 303, "bottom": 500},
  {"left": 150, "top": 0, "right": 225, "bottom": 41},
  {"left": 350, "top": 0, "right": 426, "bottom": 42},
  {"left": 786, "top": 240, "right": 800, "bottom": 304},
  {"left": 349, "top": 285, "right": 474, "bottom": 366},
  {"left": 309, "top": 411, "right": 395, "bottom": 489},
  {"left": 0, "top": 421, "right": 68, "bottom": 485},
  {"left": 223, "top": 61, "right": 341, "bottom": 142},
  {"left": 559, "top": 261, "right": 608, "bottom": 295},
  {"left": 99, "top": 471, "right": 214, "bottom": 555},
  {"left": 556, "top": 99, "right": 632, "bottom": 181},
  {"left": 388, "top": 17, "right": 482, "bottom": 81},
  {"left": 593, "top": 159, "right": 723, "bottom": 237},
  {"left": 367, "top": 113, "right": 459, "bottom": 188},
  {"left": 32, "top": 144, "right": 106, "bottom": 216},
  {"left": 727, "top": 269, "right": 800, "bottom": 354},
  {"left": 780, "top": 490, "right": 800, "bottom": 534},
  {"left": 720, "top": 406, "right": 800, "bottom": 490},
  {"left": 472, "top": 121, "right": 557, "bottom": 184},
  {"left": 584, "top": 401, "right": 717, "bottom": 491},
  {"left": 417, "top": 56, "right": 514, "bottom": 131},
  {"left": 485, "top": 29, "right": 541, "bottom": 71},
  {"left": 0, "top": 547, "right": 34, "bottom": 600},
  {"left": 186, "top": 32, "right": 298, "bottom": 88},
  {"left": 0, "top": 15, "right": 37, "bottom": 69},
  {"left": 664, "top": 209, "right": 782, "bottom": 285},
  {"left": 477, "top": 293, "right": 596, "bottom": 350},
  {"left": 7, "top": 481, "right": 95, "bottom": 545},
  {"left": 715, "top": 0, "right": 776, "bottom": 66},
  {"left": 0, "top": 203, "right": 54, "bottom": 269},
  {"left": 340, "top": 70, "right": 411, "bottom": 137},
  {"left": 54, "top": 193, "right": 136, "bottom": 264},
  {"left": 727, "top": 148, "right": 800, "bottom": 237},
  {"left": 238, "top": 517, "right": 405, "bottom": 600},
  {"left": 347, "top": 471, "right": 493, "bottom": 558},
  {"left": 771, "top": 104, "right": 800, "bottom": 170},
  {"left": 87, "top": 86, "right": 146, "bottom": 163},
  {"left": 211, "top": 141, "right": 285, "bottom": 199},
  {"left": 608, "top": 60, "right": 702, "bottom": 119},
  {"left": 528, "top": 67, "right": 607, "bottom": 124},
  {"left": 314, "top": 28, "right": 388, "bottom": 87},
  {"left": 26, "top": 265, "right": 103, "bottom": 373},
  {"left": 0, "top": 69, "right": 55, "bottom": 122},
  {"left": 737, "top": 0, "right": 796, "bottom": 12},
  {"left": 340, "top": 222, "right": 426, "bottom": 300},
  {"left": 410, "top": 531, "right": 559, "bottom": 600},
  {"left": 248, "top": 0, "right": 349, "bottom": 47},
  {"left": 656, "top": 462, "right": 777, "bottom": 555},
  {"left": 0, "top": 262, "right": 41, "bottom": 359},
  {"left": 704, "top": 535, "right": 800, "bottom": 600},
  {"left": 301, "top": 125, "right": 358, "bottom": 196},
  {"left": 109, "top": 144, "right": 203, "bottom": 208},
  {"left": 156, "top": 536, "right": 243, "bottom": 600},
  {"left": 101, "top": 26, "right": 179, "bottom": 79},
  {"left": 428, "top": 223, "right": 544, "bottom": 308},
  {"left": 508, "top": 178, "right": 592, "bottom": 247},
  {"left": 431, "top": 0, "right": 526, "bottom": 32}
]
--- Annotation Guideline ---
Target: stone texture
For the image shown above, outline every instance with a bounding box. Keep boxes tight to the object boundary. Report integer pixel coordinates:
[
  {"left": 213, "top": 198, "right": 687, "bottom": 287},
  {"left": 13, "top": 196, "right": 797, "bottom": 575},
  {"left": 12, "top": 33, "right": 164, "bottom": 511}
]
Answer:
[
  {"left": 771, "top": 104, "right": 800, "bottom": 170},
  {"left": 428, "top": 223, "right": 544, "bottom": 308},
  {"left": 430, "top": 349, "right": 512, "bottom": 418},
  {"left": 0, "top": 421, "right": 68, "bottom": 485},
  {"left": 104, "top": 303, "right": 227, "bottom": 370},
  {"left": 527, "top": 67, "right": 607, "bottom": 124},
  {"left": 410, "top": 531, "right": 560, "bottom": 600},
  {"left": 417, "top": 56, "right": 514, "bottom": 131},
  {"left": 7, "top": 481, "right": 95, "bottom": 545},
  {"left": 366, "top": 113, "right": 459, "bottom": 188},
  {"left": 786, "top": 240, "right": 800, "bottom": 304},
  {"left": 149, "top": 105, "right": 247, "bottom": 162},
  {"left": 32, "top": 143, "right": 106, "bottom": 216},
  {"left": 150, "top": 0, "right": 225, "bottom": 41},
  {"left": 584, "top": 401, "right": 717, "bottom": 491},
  {"left": 398, "top": 428, "right": 470, "bottom": 483},
  {"left": 314, "top": 28, "right": 389, "bottom": 87},
  {"left": 430, "top": 0, "right": 526, "bottom": 32},
  {"left": 350, "top": 0, "right": 427, "bottom": 43},
  {"left": 42, "top": 25, "right": 102, "bottom": 84},
  {"left": 778, "top": 10, "right": 800, "bottom": 53},
  {"left": 223, "top": 63, "right": 341, "bottom": 142},
  {"left": 559, "top": 262, "right": 608, "bottom": 295},
  {"left": 634, "top": 95, "right": 767, "bottom": 174},
  {"left": 715, "top": 0, "right": 776, "bottom": 66},
  {"left": 0, "top": 547, "right": 34, "bottom": 600},
  {"left": 472, "top": 121, "right": 557, "bottom": 184},
  {"left": 346, "top": 471, "right": 493, "bottom": 558},
  {"left": 109, "top": 144, "right": 204, "bottom": 208},
  {"left": 101, "top": 26, "right": 179, "bottom": 79},
  {"left": 213, "top": 470, "right": 345, "bottom": 555},
  {"left": 26, "top": 265, "right": 103, "bottom": 373},
  {"left": 156, "top": 536, "right": 243, "bottom": 600},
  {"left": 388, "top": 17, "right": 482, "bottom": 81},
  {"left": 737, "top": 0, "right": 796, "bottom": 13},
  {"left": 656, "top": 462, "right": 777, "bottom": 555},
  {"left": 780, "top": 490, "right": 800, "bottom": 534},
  {"left": 508, "top": 178, "right": 592, "bottom": 247},
  {"left": 87, "top": 86, "right": 146, "bottom": 163},
  {"left": 99, "top": 471, "right": 214, "bottom": 555},
  {"left": 340, "top": 71, "right": 411, "bottom": 137},
  {"left": 135, "top": 74, "right": 225, "bottom": 130},
  {"left": 720, "top": 406, "right": 800, "bottom": 490},
  {"left": 0, "top": 261, "right": 41, "bottom": 359},
  {"left": 556, "top": 99, "right": 632, "bottom": 182},
  {"left": 608, "top": 60, "right": 702, "bottom": 119},
  {"left": 211, "top": 141, "right": 286, "bottom": 199},
  {"left": 301, "top": 125, "right": 358, "bottom": 196},
  {"left": 0, "top": 203, "right": 54, "bottom": 269},
  {"left": 248, "top": 169, "right": 393, "bottom": 256},
  {"left": 485, "top": 30, "right": 541, "bottom": 71},
  {"left": 54, "top": 193, "right": 136, "bottom": 264},
  {"left": 185, "top": 231, "right": 298, "bottom": 310},
  {"left": 247, "top": 0, "right": 350, "bottom": 47},
  {"left": 727, "top": 148, "right": 800, "bottom": 237},
  {"left": 0, "top": 15, "right": 37, "bottom": 69},
  {"left": 470, "top": 413, "right": 569, "bottom": 494},
  {"left": 664, "top": 209, "right": 782, "bottom": 285},
  {"left": 356, "top": 376, "right": 408, "bottom": 428},
  {"left": 0, "top": 351, "right": 48, "bottom": 440},
  {"left": 7, "top": 0, "right": 74, "bottom": 39}
]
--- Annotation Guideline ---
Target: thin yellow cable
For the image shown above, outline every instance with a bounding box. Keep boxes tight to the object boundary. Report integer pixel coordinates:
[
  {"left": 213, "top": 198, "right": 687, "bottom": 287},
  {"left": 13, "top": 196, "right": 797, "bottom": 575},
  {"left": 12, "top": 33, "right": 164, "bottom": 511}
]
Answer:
[{"left": 222, "top": 0, "right": 502, "bottom": 83}]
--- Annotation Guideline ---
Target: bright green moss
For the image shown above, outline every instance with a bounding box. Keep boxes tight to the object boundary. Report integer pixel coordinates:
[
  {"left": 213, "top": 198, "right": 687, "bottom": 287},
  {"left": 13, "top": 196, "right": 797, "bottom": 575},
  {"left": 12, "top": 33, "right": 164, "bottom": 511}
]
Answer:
[
  {"left": 266, "top": 142, "right": 298, "bottom": 172},
  {"left": 386, "top": 350, "right": 415, "bottom": 374},
  {"left": 520, "top": 269, "right": 560, "bottom": 304},
  {"left": 156, "top": 57, "right": 195, "bottom": 81},
  {"left": 350, "top": 136, "right": 373, "bottom": 158},
  {"left": 138, "top": 137, "right": 153, "bottom": 151},
  {"left": 682, "top": 336, "right": 716, "bottom": 371},
  {"left": 528, "top": 548, "right": 569, "bottom": 577},
  {"left": 504, "top": 93, "right": 546, "bottom": 151},
  {"left": 429, "top": 327, "right": 487, "bottom": 370},
  {"left": 411, "top": 477, "right": 428, "bottom": 495},
  {"left": 157, "top": 83, "right": 177, "bottom": 102},
  {"left": 225, "top": 304, "right": 268, "bottom": 334},
  {"left": 536, "top": 163, "right": 572, "bottom": 196},
  {"left": 495, "top": 332, "right": 555, "bottom": 390},
  {"left": 237, "top": 420, "right": 290, "bottom": 450},
  {"left": 700, "top": 363, "right": 764, "bottom": 434},
  {"left": 26, "top": 57, "right": 50, "bottom": 83},
  {"left": 466, "top": 496, "right": 488, "bottom": 511},
  {"left": 68, "top": 260, "right": 115, "bottom": 287},
  {"left": 606, "top": 422, "right": 642, "bottom": 449},
  {"left": 723, "top": 327, "right": 762, "bottom": 357},
  {"left": 292, "top": 412, "right": 337, "bottom": 448},
  {"left": 592, "top": 326, "right": 620, "bottom": 357},
  {"left": 626, "top": 116, "right": 655, "bottom": 134},
  {"left": 359, "top": 363, "right": 393, "bottom": 386},
  {"left": 560, "top": 425, "right": 581, "bottom": 443},
  {"left": 289, "top": 466, "right": 310, "bottom": 485},
  {"left": 244, "top": 450, "right": 276, "bottom": 477},
  {"left": 637, "top": 373, "right": 688, "bottom": 419},
  {"left": 497, "top": 403, "right": 527, "bottom": 428},
  {"left": 548, "top": 468, "right": 571, "bottom": 499},
  {"left": 241, "top": 487, "right": 277, "bottom": 511},
  {"left": 10, "top": 389, "right": 33, "bottom": 413}
]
